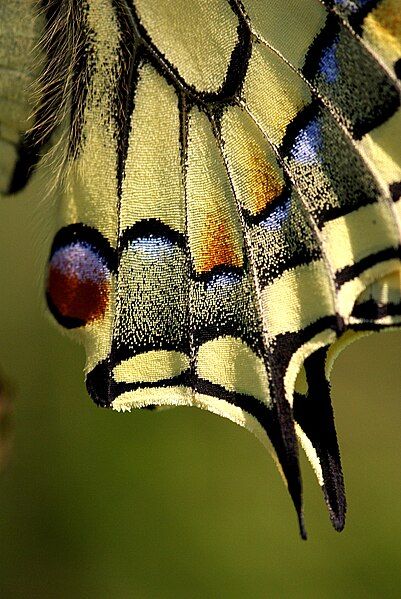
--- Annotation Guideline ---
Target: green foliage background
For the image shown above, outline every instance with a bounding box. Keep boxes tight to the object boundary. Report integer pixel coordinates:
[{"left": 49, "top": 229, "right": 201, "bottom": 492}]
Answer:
[{"left": 0, "top": 180, "right": 400, "bottom": 598}]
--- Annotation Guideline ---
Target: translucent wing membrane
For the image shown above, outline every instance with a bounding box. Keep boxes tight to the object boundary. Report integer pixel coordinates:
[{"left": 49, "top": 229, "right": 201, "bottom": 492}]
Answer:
[{"left": 2, "top": 0, "right": 401, "bottom": 536}]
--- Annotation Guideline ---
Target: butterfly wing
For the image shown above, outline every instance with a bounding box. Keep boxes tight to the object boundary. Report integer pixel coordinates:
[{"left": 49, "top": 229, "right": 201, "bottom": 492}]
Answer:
[
  {"left": 2, "top": 0, "right": 401, "bottom": 536},
  {"left": 0, "top": 2, "right": 46, "bottom": 195}
]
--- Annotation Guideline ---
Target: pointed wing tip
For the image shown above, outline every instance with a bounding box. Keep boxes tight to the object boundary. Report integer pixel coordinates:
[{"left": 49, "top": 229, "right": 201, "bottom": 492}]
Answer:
[
  {"left": 298, "top": 512, "right": 345, "bottom": 539},
  {"left": 295, "top": 502, "right": 307, "bottom": 540},
  {"left": 287, "top": 474, "right": 307, "bottom": 540},
  {"left": 298, "top": 504, "right": 345, "bottom": 538},
  {"left": 299, "top": 518, "right": 308, "bottom": 541},
  {"left": 330, "top": 511, "right": 346, "bottom": 533},
  {"left": 324, "top": 483, "right": 347, "bottom": 533}
]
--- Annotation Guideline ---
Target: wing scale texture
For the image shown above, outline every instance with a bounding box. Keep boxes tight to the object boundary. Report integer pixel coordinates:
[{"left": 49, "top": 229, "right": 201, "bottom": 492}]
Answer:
[{"left": 2, "top": 0, "right": 401, "bottom": 536}]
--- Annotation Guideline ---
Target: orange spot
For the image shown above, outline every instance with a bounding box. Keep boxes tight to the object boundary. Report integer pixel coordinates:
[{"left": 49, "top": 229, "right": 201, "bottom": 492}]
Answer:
[
  {"left": 247, "top": 152, "right": 284, "bottom": 215},
  {"left": 198, "top": 219, "right": 243, "bottom": 272}
]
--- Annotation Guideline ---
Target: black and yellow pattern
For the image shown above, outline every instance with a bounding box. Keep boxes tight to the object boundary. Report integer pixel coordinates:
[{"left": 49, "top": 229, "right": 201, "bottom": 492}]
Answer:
[{"left": 1, "top": 0, "right": 401, "bottom": 537}]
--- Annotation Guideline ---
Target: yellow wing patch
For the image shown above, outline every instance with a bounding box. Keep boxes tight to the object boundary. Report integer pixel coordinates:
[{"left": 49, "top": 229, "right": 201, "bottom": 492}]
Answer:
[
  {"left": 221, "top": 106, "right": 285, "bottom": 215},
  {"left": 242, "top": 42, "right": 311, "bottom": 145},
  {"left": 261, "top": 261, "right": 336, "bottom": 337},
  {"left": 186, "top": 108, "right": 244, "bottom": 272},
  {"left": 242, "top": 0, "right": 327, "bottom": 70},
  {"left": 196, "top": 336, "right": 271, "bottom": 404},
  {"left": 113, "top": 350, "right": 190, "bottom": 384},
  {"left": 134, "top": 0, "right": 239, "bottom": 93},
  {"left": 120, "top": 62, "right": 185, "bottom": 234},
  {"left": 7, "top": 0, "right": 400, "bottom": 537}
]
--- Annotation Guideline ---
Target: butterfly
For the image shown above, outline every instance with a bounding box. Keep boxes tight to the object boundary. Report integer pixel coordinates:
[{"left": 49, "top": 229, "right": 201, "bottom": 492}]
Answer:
[{"left": 1, "top": 0, "right": 400, "bottom": 538}]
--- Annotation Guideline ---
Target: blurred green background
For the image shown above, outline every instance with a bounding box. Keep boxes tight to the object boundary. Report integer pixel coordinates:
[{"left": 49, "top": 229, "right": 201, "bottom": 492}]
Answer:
[{"left": 0, "top": 179, "right": 400, "bottom": 599}]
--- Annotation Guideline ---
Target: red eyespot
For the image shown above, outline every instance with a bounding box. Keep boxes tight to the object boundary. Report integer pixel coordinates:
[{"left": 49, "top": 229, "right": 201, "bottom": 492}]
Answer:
[{"left": 46, "top": 240, "right": 111, "bottom": 329}]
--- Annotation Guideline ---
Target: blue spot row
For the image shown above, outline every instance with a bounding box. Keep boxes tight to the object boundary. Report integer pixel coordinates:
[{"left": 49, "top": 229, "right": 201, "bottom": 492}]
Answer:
[
  {"left": 260, "top": 198, "right": 291, "bottom": 232},
  {"left": 130, "top": 236, "right": 176, "bottom": 257},
  {"left": 290, "top": 119, "right": 322, "bottom": 165},
  {"left": 205, "top": 270, "right": 242, "bottom": 290},
  {"left": 319, "top": 40, "right": 339, "bottom": 84}
]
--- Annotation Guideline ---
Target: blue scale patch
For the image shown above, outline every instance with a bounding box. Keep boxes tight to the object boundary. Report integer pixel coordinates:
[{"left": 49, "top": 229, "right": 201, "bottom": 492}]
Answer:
[
  {"left": 290, "top": 119, "right": 322, "bottom": 165},
  {"left": 130, "top": 236, "right": 176, "bottom": 258},
  {"left": 50, "top": 242, "right": 110, "bottom": 283},
  {"left": 260, "top": 197, "right": 291, "bottom": 232},
  {"left": 205, "top": 270, "right": 242, "bottom": 289},
  {"left": 333, "top": 0, "right": 371, "bottom": 10},
  {"left": 319, "top": 40, "right": 339, "bottom": 84}
]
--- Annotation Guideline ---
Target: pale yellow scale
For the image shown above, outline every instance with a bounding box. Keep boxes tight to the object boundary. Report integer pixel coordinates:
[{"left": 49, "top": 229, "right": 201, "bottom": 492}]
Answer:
[
  {"left": 358, "top": 110, "right": 401, "bottom": 192},
  {"left": 61, "top": 0, "right": 121, "bottom": 246},
  {"left": 55, "top": 0, "right": 124, "bottom": 372},
  {"left": 114, "top": 350, "right": 190, "bottom": 384},
  {"left": 355, "top": 0, "right": 401, "bottom": 204},
  {"left": 261, "top": 261, "right": 335, "bottom": 337},
  {"left": 351, "top": 269, "right": 401, "bottom": 327},
  {"left": 186, "top": 107, "right": 244, "bottom": 272},
  {"left": 241, "top": 0, "right": 327, "bottom": 70},
  {"left": 135, "top": 0, "right": 239, "bottom": 92},
  {"left": 197, "top": 336, "right": 271, "bottom": 405},
  {"left": 242, "top": 43, "right": 312, "bottom": 146},
  {"left": 220, "top": 105, "right": 285, "bottom": 215},
  {"left": 110, "top": 60, "right": 189, "bottom": 388},
  {"left": 357, "top": 269, "right": 401, "bottom": 306},
  {"left": 359, "top": 0, "right": 401, "bottom": 184},
  {"left": 120, "top": 62, "right": 185, "bottom": 234},
  {"left": 322, "top": 203, "right": 400, "bottom": 273},
  {"left": 338, "top": 260, "right": 401, "bottom": 319}
]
